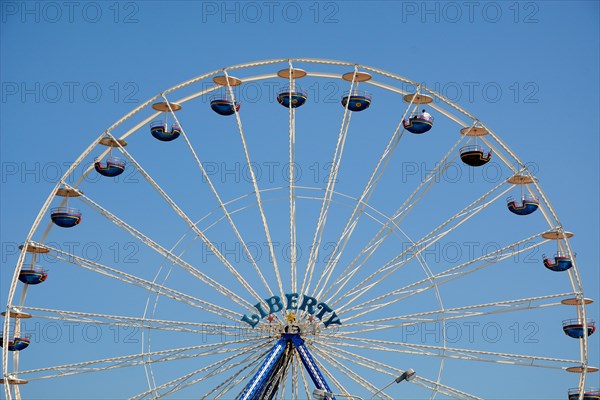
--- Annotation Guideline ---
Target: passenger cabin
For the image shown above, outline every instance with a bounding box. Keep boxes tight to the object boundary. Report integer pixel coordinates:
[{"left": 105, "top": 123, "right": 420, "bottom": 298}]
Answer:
[
  {"left": 543, "top": 252, "right": 573, "bottom": 272},
  {"left": 18, "top": 266, "right": 48, "bottom": 285},
  {"left": 507, "top": 195, "right": 539, "bottom": 215},
  {"left": 460, "top": 145, "right": 492, "bottom": 166},
  {"left": 0, "top": 337, "right": 30, "bottom": 351},
  {"left": 150, "top": 102, "right": 182, "bottom": 141},
  {"left": 563, "top": 319, "right": 596, "bottom": 339}
]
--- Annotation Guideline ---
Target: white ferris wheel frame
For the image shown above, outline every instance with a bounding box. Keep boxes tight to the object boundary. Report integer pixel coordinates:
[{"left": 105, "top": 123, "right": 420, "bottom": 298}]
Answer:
[{"left": 1, "top": 58, "right": 594, "bottom": 400}]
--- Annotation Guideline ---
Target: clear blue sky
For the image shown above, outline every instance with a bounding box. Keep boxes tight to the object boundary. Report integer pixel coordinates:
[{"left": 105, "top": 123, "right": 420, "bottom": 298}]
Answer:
[{"left": 1, "top": 1, "right": 599, "bottom": 399}]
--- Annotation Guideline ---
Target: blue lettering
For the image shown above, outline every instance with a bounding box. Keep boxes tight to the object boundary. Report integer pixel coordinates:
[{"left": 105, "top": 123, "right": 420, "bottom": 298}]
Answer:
[
  {"left": 266, "top": 295, "right": 284, "bottom": 314},
  {"left": 299, "top": 295, "right": 318, "bottom": 314},
  {"left": 241, "top": 293, "right": 342, "bottom": 328},
  {"left": 315, "top": 302, "right": 333, "bottom": 320},
  {"left": 324, "top": 313, "right": 342, "bottom": 328},
  {"left": 285, "top": 293, "right": 299, "bottom": 310},
  {"left": 253, "top": 301, "right": 269, "bottom": 318},
  {"left": 241, "top": 314, "right": 260, "bottom": 328}
]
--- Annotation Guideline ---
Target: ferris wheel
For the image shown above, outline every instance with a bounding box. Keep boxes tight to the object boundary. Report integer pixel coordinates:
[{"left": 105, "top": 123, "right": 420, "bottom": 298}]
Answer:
[{"left": 2, "top": 58, "right": 598, "bottom": 399}]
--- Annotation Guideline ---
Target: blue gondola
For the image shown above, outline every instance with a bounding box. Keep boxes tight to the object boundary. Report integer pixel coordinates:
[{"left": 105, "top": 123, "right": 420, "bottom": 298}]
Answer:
[
  {"left": 50, "top": 206, "right": 81, "bottom": 228},
  {"left": 0, "top": 337, "right": 30, "bottom": 351},
  {"left": 543, "top": 252, "right": 573, "bottom": 272},
  {"left": 507, "top": 194, "right": 539, "bottom": 215},
  {"left": 568, "top": 387, "right": 600, "bottom": 400},
  {"left": 18, "top": 266, "right": 48, "bottom": 285},
  {"left": 277, "top": 89, "right": 307, "bottom": 108},
  {"left": 341, "top": 90, "right": 371, "bottom": 112},
  {"left": 150, "top": 121, "right": 181, "bottom": 141},
  {"left": 563, "top": 319, "right": 596, "bottom": 339},
  {"left": 210, "top": 95, "right": 240, "bottom": 116},
  {"left": 460, "top": 145, "right": 492, "bottom": 166},
  {"left": 403, "top": 115, "right": 433, "bottom": 134},
  {"left": 94, "top": 156, "right": 126, "bottom": 177}
]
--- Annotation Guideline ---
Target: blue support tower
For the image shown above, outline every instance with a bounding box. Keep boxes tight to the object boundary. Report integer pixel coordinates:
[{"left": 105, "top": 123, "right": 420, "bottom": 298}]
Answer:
[
  {"left": 238, "top": 332, "right": 335, "bottom": 400},
  {"left": 290, "top": 334, "right": 335, "bottom": 399},
  {"left": 238, "top": 339, "right": 288, "bottom": 400}
]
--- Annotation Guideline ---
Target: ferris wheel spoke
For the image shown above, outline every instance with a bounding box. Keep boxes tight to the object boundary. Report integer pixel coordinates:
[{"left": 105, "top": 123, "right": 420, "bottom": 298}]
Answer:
[
  {"left": 149, "top": 337, "right": 271, "bottom": 400},
  {"left": 130, "top": 341, "right": 271, "bottom": 399},
  {"left": 323, "top": 341, "right": 479, "bottom": 400},
  {"left": 337, "top": 292, "right": 574, "bottom": 334},
  {"left": 221, "top": 71, "right": 286, "bottom": 301},
  {"left": 208, "top": 349, "right": 268, "bottom": 400},
  {"left": 412, "top": 375, "right": 482, "bottom": 400},
  {"left": 312, "top": 92, "right": 421, "bottom": 301},
  {"left": 317, "top": 343, "right": 394, "bottom": 400},
  {"left": 310, "top": 346, "right": 393, "bottom": 399},
  {"left": 296, "top": 351, "right": 313, "bottom": 399},
  {"left": 320, "top": 133, "right": 469, "bottom": 304},
  {"left": 270, "top": 345, "right": 294, "bottom": 400},
  {"left": 524, "top": 185, "right": 554, "bottom": 227},
  {"left": 290, "top": 351, "right": 298, "bottom": 399},
  {"left": 287, "top": 61, "right": 299, "bottom": 293},
  {"left": 38, "top": 242, "right": 243, "bottom": 322},
  {"left": 339, "top": 232, "right": 549, "bottom": 321},
  {"left": 103, "top": 133, "right": 266, "bottom": 306},
  {"left": 15, "top": 337, "right": 267, "bottom": 381},
  {"left": 212, "top": 364, "right": 259, "bottom": 400},
  {"left": 478, "top": 135, "right": 559, "bottom": 225},
  {"left": 159, "top": 95, "right": 276, "bottom": 300},
  {"left": 332, "top": 180, "right": 514, "bottom": 312},
  {"left": 304, "top": 346, "right": 351, "bottom": 396},
  {"left": 328, "top": 336, "right": 579, "bottom": 369},
  {"left": 63, "top": 185, "right": 257, "bottom": 314},
  {"left": 199, "top": 343, "right": 274, "bottom": 399},
  {"left": 14, "top": 306, "right": 249, "bottom": 336},
  {"left": 478, "top": 136, "right": 517, "bottom": 176},
  {"left": 301, "top": 67, "right": 359, "bottom": 297},
  {"left": 480, "top": 126, "right": 575, "bottom": 258},
  {"left": 479, "top": 134, "right": 556, "bottom": 224},
  {"left": 360, "top": 64, "right": 476, "bottom": 122},
  {"left": 314, "top": 340, "right": 437, "bottom": 399},
  {"left": 365, "top": 80, "right": 471, "bottom": 132}
]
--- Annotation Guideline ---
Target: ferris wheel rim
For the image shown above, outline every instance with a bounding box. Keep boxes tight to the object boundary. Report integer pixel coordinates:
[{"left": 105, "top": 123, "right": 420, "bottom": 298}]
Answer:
[{"left": 3, "top": 58, "right": 593, "bottom": 400}]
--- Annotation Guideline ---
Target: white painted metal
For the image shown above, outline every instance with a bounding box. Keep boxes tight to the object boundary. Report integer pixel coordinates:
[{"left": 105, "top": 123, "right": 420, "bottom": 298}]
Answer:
[{"left": 2, "top": 59, "right": 590, "bottom": 400}]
